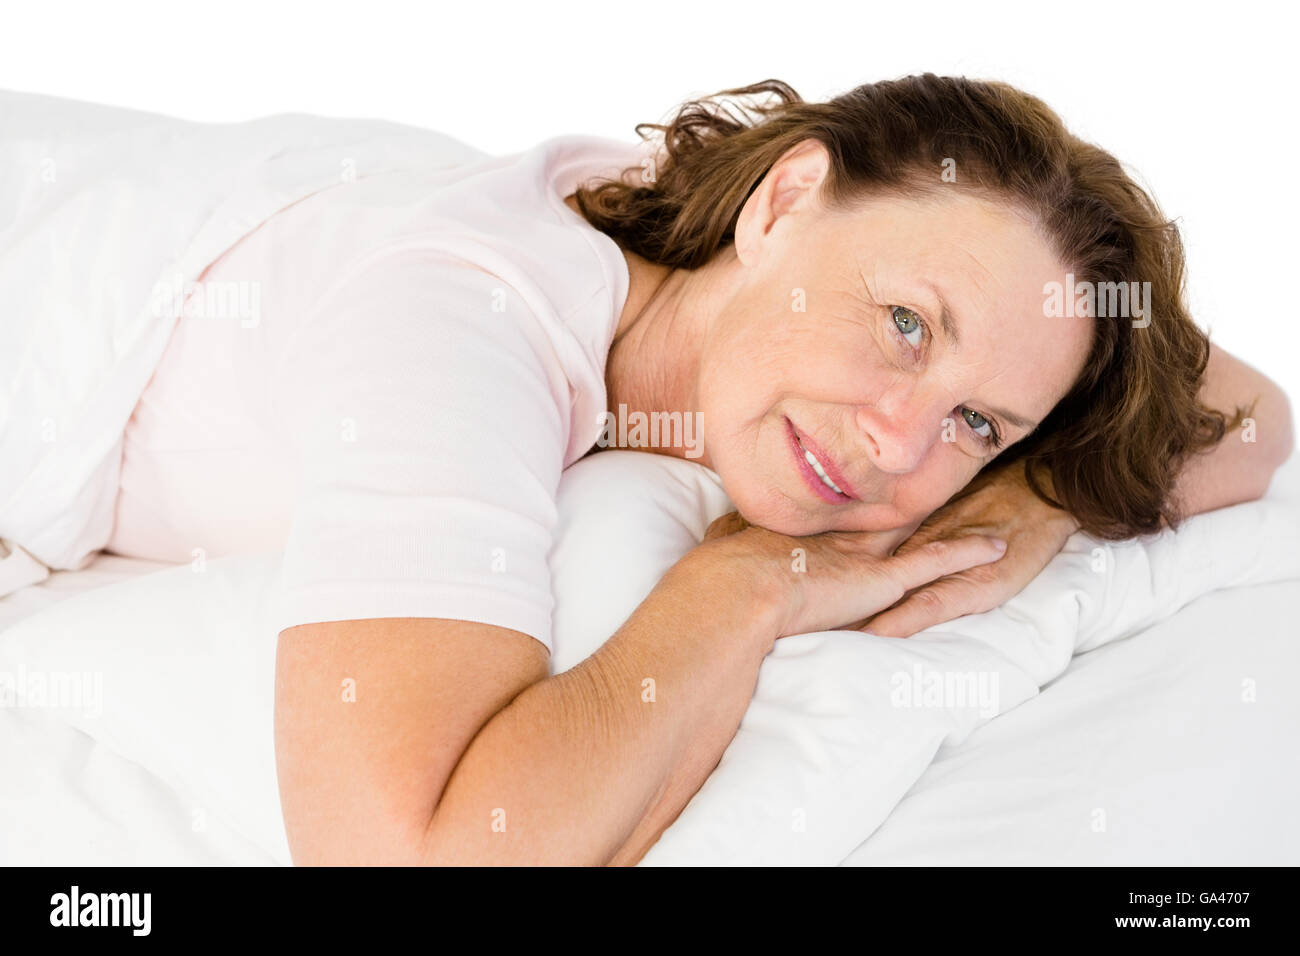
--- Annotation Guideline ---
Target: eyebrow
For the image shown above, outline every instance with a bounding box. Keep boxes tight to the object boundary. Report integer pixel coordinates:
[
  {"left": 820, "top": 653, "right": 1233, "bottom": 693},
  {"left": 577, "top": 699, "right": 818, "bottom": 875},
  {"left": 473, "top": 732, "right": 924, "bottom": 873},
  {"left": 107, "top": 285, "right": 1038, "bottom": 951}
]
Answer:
[
  {"left": 932, "top": 293, "right": 962, "bottom": 351},
  {"left": 926, "top": 284, "right": 1040, "bottom": 435},
  {"left": 989, "top": 404, "right": 1040, "bottom": 435}
]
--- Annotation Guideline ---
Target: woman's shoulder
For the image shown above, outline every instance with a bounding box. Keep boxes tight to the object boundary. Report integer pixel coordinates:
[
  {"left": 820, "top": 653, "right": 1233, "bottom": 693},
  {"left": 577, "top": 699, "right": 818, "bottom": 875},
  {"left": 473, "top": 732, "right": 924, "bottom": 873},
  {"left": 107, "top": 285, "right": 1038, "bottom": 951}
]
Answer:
[{"left": 247, "top": 135, "right": 638, "bottom": 326}]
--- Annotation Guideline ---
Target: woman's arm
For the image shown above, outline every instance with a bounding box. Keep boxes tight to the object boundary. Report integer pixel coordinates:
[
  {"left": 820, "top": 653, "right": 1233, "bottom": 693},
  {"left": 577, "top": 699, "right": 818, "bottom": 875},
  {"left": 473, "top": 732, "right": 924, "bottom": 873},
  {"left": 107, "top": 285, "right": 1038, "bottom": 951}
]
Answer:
[
  {"left": 419, "top": 553, "right": 785, "bottom": 866},
  {"left": 275, "top": 553, "right": 791, "bottom": 867},
  {"left": 276, "top": 522, "right": 1004, "bottom": 866},
  {"left": 1169, "top": 343, "right": 1295, "bottom": 517}
]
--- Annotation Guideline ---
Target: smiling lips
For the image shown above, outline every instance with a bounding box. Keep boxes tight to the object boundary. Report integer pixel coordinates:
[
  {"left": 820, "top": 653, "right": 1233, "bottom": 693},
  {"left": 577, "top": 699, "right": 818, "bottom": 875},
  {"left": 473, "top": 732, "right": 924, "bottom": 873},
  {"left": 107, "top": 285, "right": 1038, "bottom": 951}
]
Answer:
[{"left": 786, "top": 417, "right": 857, "bottom": 504}]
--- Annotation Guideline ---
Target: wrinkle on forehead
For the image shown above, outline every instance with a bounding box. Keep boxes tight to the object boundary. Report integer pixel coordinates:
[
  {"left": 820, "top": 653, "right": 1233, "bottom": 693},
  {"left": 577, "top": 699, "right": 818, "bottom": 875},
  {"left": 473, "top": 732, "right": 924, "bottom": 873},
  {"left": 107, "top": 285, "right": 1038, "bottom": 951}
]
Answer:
[
  {"left": 849, "top": 189, "right": 1083, "bottom": 430},
  {"left": 951, "top": 241, "right": 1002, "bottom": 300}
]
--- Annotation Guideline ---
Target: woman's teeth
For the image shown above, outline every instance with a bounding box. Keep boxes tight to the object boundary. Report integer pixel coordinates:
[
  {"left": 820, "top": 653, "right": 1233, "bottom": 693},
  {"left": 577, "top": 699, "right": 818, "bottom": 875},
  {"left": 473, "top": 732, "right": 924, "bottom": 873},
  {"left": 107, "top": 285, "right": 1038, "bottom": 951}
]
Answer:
[{"left": 799, "top": 439, "right": 846, "bottom": 496}]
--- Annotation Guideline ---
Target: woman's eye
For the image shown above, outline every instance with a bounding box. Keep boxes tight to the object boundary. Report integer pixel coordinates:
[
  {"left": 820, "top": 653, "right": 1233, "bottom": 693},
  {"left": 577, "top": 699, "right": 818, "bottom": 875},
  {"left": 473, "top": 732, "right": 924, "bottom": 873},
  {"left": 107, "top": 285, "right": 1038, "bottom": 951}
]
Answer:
[
  {"left": 890, "top": 305, "right": 924, "bottom": 349},
  {"left": 890, "top": 305, "right": 1001, "bottom": 450},
  {"left": 961, "top": 407, "right": 998, "bottom": 446}
]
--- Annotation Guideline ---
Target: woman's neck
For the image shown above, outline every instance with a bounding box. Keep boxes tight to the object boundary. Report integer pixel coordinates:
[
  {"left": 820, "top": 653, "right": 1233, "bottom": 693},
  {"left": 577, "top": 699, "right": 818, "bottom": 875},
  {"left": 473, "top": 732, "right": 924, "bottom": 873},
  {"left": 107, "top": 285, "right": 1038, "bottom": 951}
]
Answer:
[
  {"left": 602, "top": 243, "right": 739, "bottom": 468},
  {"left": 563, "top": 193, "right": 740, "bottom": 467}
]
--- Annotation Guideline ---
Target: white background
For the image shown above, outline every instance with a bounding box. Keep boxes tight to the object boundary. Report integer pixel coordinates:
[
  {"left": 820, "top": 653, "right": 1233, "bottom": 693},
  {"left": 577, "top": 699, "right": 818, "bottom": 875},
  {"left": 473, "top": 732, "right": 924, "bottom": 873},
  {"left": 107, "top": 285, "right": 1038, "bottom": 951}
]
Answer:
[{"left": 3, "top": 0, "right": 1296, "bottom": 416}]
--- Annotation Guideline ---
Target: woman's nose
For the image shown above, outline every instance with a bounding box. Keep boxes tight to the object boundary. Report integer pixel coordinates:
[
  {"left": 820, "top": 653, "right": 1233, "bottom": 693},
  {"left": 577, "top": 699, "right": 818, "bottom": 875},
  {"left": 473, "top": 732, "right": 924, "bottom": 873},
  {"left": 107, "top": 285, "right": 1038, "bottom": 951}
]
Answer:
[{"left": 854, "top": 399, "right": 945, "bottom": 474}]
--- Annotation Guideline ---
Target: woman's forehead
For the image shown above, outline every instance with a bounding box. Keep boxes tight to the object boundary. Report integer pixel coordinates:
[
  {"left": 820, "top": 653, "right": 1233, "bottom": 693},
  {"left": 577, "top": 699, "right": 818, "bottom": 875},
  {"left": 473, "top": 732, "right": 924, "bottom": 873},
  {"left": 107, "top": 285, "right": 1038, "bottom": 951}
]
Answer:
[
  {"left": 839, "top": 189, "right": 1053, "bottom": 265},
  {"left": 832, "top": 192, "right": 1091, "bottom": 417}
]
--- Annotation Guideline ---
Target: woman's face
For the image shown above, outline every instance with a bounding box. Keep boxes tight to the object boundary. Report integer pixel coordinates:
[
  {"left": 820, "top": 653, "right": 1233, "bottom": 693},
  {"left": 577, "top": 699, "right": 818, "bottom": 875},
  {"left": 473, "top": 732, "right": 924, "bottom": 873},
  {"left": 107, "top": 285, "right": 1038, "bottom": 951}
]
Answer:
[{"left": 695, "top": 141, "right": 1095, "bottom": 536}]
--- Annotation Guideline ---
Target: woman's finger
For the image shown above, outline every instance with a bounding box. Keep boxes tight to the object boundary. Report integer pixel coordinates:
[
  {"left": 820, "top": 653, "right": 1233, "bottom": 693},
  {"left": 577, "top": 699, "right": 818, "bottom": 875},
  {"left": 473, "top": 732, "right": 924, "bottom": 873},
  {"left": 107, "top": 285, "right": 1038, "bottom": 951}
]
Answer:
[
  {"left": 860, "top": 575, "right": 989, "bottom": 638},
  {"left": 882, "top": 535, "right": 1005, "bottom": 597}
]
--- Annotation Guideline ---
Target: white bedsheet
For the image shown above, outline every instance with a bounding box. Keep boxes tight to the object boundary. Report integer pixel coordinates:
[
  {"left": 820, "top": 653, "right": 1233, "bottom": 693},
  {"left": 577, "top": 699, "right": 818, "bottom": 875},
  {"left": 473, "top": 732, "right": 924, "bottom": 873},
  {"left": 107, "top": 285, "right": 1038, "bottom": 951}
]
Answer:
[
  {"left": 843, "top": 577, "right": 1300, "bottom": 865},
  {"left": 0, "top": 554, "right": 266, "bottom": 865}
]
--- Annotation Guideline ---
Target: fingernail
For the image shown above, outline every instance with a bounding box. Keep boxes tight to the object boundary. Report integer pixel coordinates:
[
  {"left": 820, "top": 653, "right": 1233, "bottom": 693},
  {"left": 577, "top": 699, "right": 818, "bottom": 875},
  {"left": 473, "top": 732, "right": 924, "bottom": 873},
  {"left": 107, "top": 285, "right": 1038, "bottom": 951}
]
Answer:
[{"left": 991, "top": 538, "right": 1007, "bottom": 553}]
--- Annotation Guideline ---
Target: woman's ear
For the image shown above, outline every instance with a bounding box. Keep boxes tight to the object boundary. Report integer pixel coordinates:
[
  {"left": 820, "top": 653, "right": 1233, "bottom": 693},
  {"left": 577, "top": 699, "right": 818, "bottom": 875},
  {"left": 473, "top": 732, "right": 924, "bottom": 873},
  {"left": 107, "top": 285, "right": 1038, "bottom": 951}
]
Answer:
[{"left": 733, "top": 139, "right": 831, "bottom": 268}]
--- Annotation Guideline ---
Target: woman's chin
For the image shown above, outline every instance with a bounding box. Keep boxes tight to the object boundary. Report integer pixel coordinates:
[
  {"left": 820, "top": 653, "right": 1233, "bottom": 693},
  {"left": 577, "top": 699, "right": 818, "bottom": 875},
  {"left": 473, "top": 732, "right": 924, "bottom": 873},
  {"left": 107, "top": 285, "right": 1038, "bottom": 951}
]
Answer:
[
  {"left": 716, "top": 468, "right": 916, "bottom": 539},
  {"left": 728, "top": 491, "right": 923, "bottom": 542},
  {"left": 723, "top": 488, "right": 830, "bottom": 538}
]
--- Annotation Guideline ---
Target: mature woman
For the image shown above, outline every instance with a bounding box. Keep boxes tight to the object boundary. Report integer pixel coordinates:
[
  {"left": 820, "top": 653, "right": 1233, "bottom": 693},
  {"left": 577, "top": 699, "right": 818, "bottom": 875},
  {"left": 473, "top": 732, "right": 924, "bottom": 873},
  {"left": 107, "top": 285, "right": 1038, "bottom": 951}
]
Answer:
[{"left": 94, "top": 75, "right": 1292, "bottom": 864}]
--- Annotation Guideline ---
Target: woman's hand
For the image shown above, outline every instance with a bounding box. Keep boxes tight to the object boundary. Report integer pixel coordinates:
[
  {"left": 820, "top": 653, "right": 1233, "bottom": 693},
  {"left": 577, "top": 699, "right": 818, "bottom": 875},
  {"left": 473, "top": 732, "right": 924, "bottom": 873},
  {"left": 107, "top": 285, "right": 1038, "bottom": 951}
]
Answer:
[
  {"left": 858, "top": 462, "right": 1081, "bottom": 638},
  {"left": 697, "top": 509, "right": 1007, "bottom": 639}
]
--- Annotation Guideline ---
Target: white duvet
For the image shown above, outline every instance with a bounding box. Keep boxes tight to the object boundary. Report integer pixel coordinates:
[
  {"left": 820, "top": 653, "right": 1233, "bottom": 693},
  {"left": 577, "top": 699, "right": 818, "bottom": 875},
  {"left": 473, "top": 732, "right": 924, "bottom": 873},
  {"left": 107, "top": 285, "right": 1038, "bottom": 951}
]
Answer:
[
  {"left": 2, "top": 449, "right": 1297, "bottom": 866},
  {"left": 0, "top": 90, "right": 487, "bottom": 573}
]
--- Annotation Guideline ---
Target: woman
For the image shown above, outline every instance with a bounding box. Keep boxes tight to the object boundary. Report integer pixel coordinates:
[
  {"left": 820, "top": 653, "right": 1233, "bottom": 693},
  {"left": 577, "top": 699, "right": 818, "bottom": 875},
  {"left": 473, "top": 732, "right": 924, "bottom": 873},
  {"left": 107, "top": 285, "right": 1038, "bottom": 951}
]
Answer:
[{"left": 98, "top": 75, "right": 1292, "bottom": 864}]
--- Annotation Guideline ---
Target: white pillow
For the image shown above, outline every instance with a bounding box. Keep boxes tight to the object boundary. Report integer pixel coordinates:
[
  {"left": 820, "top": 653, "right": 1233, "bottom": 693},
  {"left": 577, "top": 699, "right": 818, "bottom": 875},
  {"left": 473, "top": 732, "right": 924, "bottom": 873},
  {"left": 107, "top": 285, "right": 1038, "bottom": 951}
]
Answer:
[
  {"left": 550, "top": 451, "right": 733, "bottom": 674},
  {"left": 2, "top": 449, "right": 1297, "bottom": 865}
]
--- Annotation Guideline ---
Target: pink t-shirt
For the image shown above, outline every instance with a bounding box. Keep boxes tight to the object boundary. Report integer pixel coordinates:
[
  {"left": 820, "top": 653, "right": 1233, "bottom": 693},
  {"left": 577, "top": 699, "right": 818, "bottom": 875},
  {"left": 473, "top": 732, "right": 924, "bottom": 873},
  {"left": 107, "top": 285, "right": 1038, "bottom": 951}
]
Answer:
[{"left": 108, "top": 135, "right": 647, "bottom": 651}]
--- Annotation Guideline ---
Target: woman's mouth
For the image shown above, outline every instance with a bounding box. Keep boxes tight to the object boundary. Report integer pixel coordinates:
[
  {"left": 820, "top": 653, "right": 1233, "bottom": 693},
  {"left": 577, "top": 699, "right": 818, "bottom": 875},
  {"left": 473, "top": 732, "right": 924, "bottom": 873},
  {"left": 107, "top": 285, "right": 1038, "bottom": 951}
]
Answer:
[{"left": 786, "top": 417, "right": 856, "bottom": 504}]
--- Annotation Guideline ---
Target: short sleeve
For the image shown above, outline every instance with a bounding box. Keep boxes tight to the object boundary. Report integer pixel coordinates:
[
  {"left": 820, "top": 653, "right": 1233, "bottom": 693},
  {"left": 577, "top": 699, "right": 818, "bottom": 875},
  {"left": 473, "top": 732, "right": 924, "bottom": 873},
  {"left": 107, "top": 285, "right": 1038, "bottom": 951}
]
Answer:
[{"left": 269, "top": 252, "right": 570, "bottom": 651}]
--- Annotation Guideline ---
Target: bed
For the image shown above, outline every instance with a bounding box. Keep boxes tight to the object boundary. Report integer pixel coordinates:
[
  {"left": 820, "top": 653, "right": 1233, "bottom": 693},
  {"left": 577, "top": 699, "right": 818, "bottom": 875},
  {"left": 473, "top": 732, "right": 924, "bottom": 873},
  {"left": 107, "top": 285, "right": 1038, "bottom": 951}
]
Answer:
[{"left": 3, "top": 449, "right": 1297, "bottom": 866}]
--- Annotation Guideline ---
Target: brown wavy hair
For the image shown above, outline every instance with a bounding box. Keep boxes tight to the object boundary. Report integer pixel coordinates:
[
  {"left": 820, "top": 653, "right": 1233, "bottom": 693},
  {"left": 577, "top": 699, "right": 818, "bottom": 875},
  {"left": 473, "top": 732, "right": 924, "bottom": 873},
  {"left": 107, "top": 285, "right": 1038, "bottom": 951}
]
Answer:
[{"left": 572, "top": 75, "right": 1250, "bottom": 540}]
